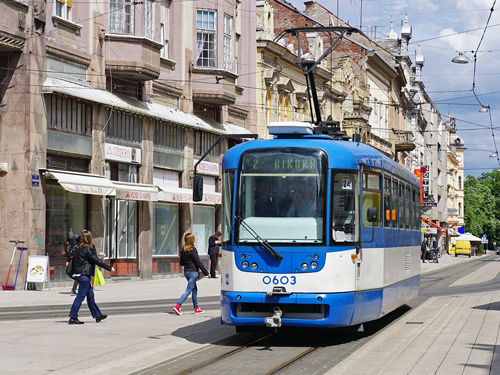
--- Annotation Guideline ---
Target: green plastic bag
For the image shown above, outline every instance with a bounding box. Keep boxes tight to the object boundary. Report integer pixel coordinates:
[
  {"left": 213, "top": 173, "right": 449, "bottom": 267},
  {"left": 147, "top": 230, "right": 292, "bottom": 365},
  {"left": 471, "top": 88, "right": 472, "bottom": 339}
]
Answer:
[{"left": 94, "top": 267, "right": 106, "bottom": 287}]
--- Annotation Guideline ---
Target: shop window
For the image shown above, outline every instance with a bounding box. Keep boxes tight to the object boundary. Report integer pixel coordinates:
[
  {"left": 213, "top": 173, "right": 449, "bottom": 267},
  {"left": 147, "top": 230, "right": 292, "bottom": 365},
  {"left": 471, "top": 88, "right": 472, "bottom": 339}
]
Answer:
[
  {"left": 154, "top": 120, "right": 185, "bottom": 150},
  {"left": 153, "top": 203, "right": 179, "bottom": 256},
  {"left": 107, "top": 163, "right": 138, "bottom": 183},
  {"left": 193, "top": 205, "right": 215, "bottom": 255},
  {"left": 45, "top": 94, "right": 92, "bottom": 135},
  {"left": 105, "top": 109, "right": 142, "bottom": 143},
  {"left": 104, "top": 199, "right": 137, "bottom": 260},
  {"left": 45, "top": 184, "right": 87, "bottom": 279}
]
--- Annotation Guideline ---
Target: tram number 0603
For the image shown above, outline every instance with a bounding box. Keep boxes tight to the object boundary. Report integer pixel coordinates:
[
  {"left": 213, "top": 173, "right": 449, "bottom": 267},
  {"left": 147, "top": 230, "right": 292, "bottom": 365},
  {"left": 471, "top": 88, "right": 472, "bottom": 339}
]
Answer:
[{"left": 262, "top": 275, "right": 296, "bottom": 285}]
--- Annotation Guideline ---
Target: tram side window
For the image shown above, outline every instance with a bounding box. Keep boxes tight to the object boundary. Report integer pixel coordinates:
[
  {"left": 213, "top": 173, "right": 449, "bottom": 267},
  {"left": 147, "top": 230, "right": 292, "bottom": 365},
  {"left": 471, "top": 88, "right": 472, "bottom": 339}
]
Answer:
[
  {"left": 362, "top": 173, "right": 381, "bottom": 227},
  {"left": 222, "top": 170, "right": 235, "bottom": 243},
  {"left": 405, "top": 186, "right": 411, "bottom": 229},
  {"left": 392, "top": 180, "right": 398, "bottom": 229},
  {"left": 399, "top": 184, "right": 405, "bottom": 229},
  {"left": 384, "top": 177, "right": 391, "bottom": 228},
  {"left": 331, "top": 172, "right": 359, "bottom": 242},
  {"left": 414, "top": 189, "right": 421, "bottom": 230}
]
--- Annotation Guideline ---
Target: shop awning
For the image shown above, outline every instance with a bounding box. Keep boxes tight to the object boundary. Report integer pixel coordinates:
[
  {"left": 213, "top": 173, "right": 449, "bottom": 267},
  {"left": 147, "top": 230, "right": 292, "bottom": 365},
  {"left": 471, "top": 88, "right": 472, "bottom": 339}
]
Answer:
[
  {"left": 421, "top": 216, "right": 445, "bottom": 234},
  {"left": 45, "top": 170, "right": 116, "bottom": 196},
  {"left": 158, "top": 186, "right": 221, "bottom": 205},
  {"left": 113, "top": 182, "right": 159, "bottom": 201}
]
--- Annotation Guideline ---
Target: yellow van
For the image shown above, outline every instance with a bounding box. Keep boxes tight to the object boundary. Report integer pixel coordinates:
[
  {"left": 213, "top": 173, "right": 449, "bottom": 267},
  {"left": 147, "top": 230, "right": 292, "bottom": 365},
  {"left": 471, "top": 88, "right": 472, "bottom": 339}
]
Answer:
[{"left": 455, "top": 240, "right": 471, "bottom": 257}]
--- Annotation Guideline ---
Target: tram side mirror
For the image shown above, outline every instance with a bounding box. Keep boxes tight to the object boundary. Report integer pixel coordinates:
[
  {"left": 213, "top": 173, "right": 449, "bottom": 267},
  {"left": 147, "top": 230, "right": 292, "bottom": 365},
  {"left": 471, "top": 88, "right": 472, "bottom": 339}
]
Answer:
[
  {"left": 193, "top": 175, "right": 203, "bottom": 202},
  {"left": 367, "top": 207, "right": 378, "bottom": 223}
]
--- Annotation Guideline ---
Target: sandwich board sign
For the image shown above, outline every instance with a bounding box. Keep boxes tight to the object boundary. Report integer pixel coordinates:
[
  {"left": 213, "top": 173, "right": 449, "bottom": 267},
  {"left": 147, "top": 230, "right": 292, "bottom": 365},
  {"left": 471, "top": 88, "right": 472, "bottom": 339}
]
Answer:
[{"left": 25, "top": 255, "right": 50, "bottom": 291}]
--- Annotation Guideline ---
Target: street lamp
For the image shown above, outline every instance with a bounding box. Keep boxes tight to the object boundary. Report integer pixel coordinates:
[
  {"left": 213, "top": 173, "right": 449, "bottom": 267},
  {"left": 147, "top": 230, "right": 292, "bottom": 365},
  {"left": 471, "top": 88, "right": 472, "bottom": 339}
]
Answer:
[
  {"left": 490, "top": 151, "right": 498, "bottom": 157},
  {"left": 479, "top": 105, "right": 490, "bottom": 113},
  {"left": 451, "top": 52, "right": 470, "bottom": 64}
]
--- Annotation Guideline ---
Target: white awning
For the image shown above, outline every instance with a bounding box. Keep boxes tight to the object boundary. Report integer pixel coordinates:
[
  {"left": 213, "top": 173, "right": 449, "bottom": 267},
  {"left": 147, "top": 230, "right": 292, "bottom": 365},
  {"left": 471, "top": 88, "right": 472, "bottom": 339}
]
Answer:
[
  {"left": 46, "top": 170, "right": 116, "bottom": 196},
  {"left": 158, "top": 186, "right": 221, "bottom": 205},
  {"left": 113, "top": 181, "right": 159, "bottom": 201}
]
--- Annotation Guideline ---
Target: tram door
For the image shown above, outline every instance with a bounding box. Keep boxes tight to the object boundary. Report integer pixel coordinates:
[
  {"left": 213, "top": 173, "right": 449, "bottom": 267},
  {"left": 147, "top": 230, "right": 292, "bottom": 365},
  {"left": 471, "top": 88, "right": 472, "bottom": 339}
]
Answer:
[
  {"left": 358, "top": 172, "right": 382, "bottom": 289},
  {"left": 104, "top": 198, "right": 138, "bottom": 275}
]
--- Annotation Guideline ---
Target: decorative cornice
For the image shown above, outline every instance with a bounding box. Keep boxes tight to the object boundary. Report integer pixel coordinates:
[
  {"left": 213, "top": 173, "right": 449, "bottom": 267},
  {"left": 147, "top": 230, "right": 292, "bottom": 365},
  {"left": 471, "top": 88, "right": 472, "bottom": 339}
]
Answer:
[
  {"left": 7, "top": 0, "right": 29, "bottom": 12},
  {"left": 104, "top": 33, "right": 164, "bottom": 49},
  {"left": 51, "top": 16, "right": 83, "bottom": 36},
  {"left": 228, "top": 104, "right": 248, "bottom": 117},
  {"left": 105, "top": 64, "right": 160, "bottom": 80},
  {"left": 46, "top": 45, "right": 91, "bottom": 67},
  {"left": 160, "top": 57, "right": 177, "bottom": 70},
  {"left": 192, "top": 91, "right": 236, "bottom": 105},
  {"left": 152, "top": 80, "right": 183, "bottom": 98},
  {"left": 191, "top": 66, "right": 239, "bottom": 80}
]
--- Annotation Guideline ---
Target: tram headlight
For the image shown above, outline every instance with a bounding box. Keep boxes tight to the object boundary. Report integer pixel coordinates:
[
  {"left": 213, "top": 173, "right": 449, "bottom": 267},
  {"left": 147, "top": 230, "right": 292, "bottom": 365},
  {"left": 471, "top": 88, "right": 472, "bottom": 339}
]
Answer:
[
  {"left": 311, "top": 261, "right": 318, "bottom": 269},
  {"left": 241, "top": 254, "right": 246, "bottom": 259},
  {"left": 301, "top": 263, "right": 309, "bottom": 271},
  {"left": 242, "top": 261, "right": 249, "bottom": 268},
  {"left": 251, "top": 262, "right": 258, "bottom": 270},
  {"left": 314, "top": 254, "right": 319, "bottom": 260}
]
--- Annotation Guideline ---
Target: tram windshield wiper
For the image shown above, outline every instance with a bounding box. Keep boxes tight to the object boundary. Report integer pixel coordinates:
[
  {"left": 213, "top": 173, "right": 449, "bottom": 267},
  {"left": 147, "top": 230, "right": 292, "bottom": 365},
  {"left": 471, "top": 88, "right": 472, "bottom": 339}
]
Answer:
[{"left": 234, "top": 215, "right": 283, "bottom": 261}]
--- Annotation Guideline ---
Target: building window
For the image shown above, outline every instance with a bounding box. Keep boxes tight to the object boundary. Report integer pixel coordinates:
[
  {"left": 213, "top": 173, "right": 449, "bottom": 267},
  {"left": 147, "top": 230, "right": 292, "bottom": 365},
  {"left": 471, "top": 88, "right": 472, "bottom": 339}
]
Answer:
[
  {"left": 105, "top": 109, "right": 142, "bottom": 143},
  {"left": 196, "top": 10, "right": 216, "bottom": 67},
  {"left": 153, "top": 203, "right": 179, "bottom": 256},
  {"left": 458, "top": 176, "right": 462, "bottom": 190},
  {"left": 143, "top": 0, "right": 154, "bottom": 39},
  {"left": 45, "top": 95, "right": 92, "bottom": 135},
  {"left": 154, "top": 120, "right": 185, "bottom": 150},
  {"left": 459, "top": 202, "right": 462, "bottom": 217},
  {"left": 110, "top": 0, "right": 133, "bottom": 35},
  {"left": 55, "top": 0, "right": 72, "bottom": 21},
  {"left": 194, "top": 131, "right": 220, "bottom": 160},
  {"left": 223, "top": 14, "right": 233, "bottom": 71},
  {"left": 160, "top": 23, "right": 168, "bottom": 59}
]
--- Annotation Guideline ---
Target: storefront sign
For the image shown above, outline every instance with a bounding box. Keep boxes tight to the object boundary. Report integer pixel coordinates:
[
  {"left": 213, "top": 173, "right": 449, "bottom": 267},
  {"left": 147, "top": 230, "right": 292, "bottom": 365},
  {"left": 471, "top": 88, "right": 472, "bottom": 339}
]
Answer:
[
  {"left": 26, "top": 255, "right": 49, "bottom": 284},
  {"left": 159, "top": 188, "right": 222, "bottom": 205},
  {"left": 116, "top": 188, "right": 158, "bottom": 201},
  {"left": 194, "top": 159, "right": 219, "bottom": 176},
  {"left": 105, "top": 143, "right": 142, "bottom": 164}
]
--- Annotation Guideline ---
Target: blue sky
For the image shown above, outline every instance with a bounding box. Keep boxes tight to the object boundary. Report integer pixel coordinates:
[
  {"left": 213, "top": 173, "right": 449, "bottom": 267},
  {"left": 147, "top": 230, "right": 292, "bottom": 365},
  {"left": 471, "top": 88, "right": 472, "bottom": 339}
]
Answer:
[{"left": 285, "top": 0, "right": 500, "bottom": 178}]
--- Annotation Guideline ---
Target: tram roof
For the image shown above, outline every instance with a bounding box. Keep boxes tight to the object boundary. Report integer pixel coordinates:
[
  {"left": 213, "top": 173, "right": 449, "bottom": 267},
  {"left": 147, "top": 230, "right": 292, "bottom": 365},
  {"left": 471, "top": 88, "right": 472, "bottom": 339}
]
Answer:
[{"left": 223, "top": 137, "right": 419, "bottom": 185}]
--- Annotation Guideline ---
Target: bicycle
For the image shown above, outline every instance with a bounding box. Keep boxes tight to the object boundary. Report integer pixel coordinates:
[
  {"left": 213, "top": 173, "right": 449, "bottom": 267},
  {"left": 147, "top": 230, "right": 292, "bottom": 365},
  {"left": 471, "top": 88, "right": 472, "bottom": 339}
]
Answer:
[{"left": 429, "top": 247, "right": 440, "bottom": 263}]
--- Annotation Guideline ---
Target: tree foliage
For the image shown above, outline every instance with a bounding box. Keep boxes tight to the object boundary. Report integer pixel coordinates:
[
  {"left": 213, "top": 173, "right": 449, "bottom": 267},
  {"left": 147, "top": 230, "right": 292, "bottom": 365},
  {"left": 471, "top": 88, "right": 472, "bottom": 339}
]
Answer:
[{"left": 464, "top": 171, "right": 500, "bottom": 246}]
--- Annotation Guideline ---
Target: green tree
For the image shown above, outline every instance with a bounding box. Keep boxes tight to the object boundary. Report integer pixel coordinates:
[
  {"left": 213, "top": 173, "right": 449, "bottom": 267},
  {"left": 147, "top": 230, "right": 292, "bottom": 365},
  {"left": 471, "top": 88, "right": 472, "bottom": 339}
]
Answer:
[{"left": 464, "top": 172, "right": 500, "bottom": 246}]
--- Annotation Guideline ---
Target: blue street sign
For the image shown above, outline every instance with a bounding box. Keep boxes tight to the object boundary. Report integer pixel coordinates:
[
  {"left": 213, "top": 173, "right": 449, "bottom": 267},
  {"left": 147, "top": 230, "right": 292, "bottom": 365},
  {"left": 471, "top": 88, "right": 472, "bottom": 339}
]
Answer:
[{"left": 483, "top": 234, "right": 487, "bottom": 238}]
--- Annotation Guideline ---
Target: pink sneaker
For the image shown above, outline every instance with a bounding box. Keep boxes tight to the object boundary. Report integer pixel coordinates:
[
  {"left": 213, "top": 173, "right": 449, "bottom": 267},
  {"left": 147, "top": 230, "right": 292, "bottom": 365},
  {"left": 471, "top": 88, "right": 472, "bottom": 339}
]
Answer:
[
  {"left": 173, "top": 304, "right": 183, "bottom": 315},
  {"left": 194, "top": 307, "right": 204, "bottom": 314}
]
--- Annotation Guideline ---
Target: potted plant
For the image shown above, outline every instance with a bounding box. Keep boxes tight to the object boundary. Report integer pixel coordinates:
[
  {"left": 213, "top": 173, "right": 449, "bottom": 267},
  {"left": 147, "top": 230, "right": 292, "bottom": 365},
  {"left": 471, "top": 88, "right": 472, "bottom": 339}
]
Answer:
[{"left": 477, "top": 245, "right": 484, "bottom": 256}]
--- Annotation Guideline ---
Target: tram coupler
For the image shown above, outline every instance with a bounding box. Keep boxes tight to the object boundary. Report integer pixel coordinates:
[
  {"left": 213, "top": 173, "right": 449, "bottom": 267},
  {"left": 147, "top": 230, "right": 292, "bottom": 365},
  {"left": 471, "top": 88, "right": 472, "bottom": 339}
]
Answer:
[{"left": 265, "top": 307, "right": 282, "bottom": 328}]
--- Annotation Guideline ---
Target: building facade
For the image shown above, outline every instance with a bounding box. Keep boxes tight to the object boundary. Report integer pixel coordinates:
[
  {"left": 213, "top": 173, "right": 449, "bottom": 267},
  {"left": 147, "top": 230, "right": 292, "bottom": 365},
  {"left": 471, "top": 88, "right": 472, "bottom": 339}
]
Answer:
[{"left": 0, "top": 0, "right": 256, "bottom": 286}]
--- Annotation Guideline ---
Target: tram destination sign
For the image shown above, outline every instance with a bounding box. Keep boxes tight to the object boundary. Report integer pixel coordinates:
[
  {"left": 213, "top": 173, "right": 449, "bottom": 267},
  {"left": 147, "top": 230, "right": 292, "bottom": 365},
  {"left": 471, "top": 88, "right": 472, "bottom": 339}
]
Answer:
[{"left": 242, "top": 150, "right": 324, "bottom": 173}]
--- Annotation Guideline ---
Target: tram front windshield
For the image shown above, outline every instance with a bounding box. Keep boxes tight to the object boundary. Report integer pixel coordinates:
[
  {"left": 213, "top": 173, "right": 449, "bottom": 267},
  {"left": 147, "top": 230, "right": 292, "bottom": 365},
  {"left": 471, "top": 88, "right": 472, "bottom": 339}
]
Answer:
[{"left": 237, "top": 148, "right": 326, "bottom": 244}]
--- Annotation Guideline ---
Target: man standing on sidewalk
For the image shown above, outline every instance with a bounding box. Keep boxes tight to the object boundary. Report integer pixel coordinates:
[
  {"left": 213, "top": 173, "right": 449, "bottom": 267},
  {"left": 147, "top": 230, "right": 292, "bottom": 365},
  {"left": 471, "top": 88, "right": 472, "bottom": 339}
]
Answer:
[
  {"left": 421, "top": 238, "right": 427, "bottom": 263},
  {"left": 208, "top": 231, "right": 221, "bottom": 278}
]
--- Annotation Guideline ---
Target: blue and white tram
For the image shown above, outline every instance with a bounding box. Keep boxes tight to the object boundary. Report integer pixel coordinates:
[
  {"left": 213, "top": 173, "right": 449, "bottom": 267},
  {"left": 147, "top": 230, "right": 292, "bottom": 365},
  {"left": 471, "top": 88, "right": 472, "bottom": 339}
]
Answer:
[{"left": 219, "top": 122, "right": 421, "bottom": 331}]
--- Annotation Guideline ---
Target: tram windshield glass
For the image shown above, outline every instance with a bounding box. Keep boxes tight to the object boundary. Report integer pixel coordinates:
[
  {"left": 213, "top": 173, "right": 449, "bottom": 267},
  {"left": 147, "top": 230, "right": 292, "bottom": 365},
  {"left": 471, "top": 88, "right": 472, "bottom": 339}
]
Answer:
[{"left": 237, "top": 148, "right": 326, "bottom": 244}]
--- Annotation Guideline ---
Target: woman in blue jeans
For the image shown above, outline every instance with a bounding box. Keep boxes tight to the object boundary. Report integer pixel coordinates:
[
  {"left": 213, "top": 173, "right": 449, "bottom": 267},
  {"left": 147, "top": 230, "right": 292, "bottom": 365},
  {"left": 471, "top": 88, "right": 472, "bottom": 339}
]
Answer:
[
  {"left": 173, "top": 233, "right": 209, "bottom": 315},
  {"left": 68, "top": 230, "right": 115, "bottom": 324}
]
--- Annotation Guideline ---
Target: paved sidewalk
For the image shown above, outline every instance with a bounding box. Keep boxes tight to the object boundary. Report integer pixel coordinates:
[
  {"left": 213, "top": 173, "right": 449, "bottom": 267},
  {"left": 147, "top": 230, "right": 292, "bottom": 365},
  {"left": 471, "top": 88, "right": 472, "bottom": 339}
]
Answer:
[{"left": 328, "top": 253, "right": 500, "bottom": 375}]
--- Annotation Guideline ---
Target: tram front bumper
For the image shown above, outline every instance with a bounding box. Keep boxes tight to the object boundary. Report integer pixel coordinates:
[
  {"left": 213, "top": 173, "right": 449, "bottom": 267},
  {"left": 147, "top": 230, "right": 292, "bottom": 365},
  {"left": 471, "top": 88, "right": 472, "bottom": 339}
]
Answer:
[{"left": 221, "top": 291, "right": 356, "bottom": 328}]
